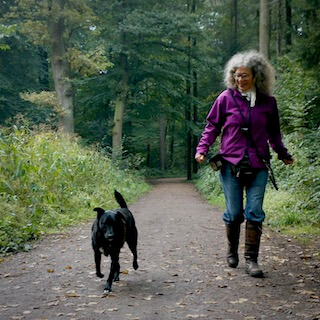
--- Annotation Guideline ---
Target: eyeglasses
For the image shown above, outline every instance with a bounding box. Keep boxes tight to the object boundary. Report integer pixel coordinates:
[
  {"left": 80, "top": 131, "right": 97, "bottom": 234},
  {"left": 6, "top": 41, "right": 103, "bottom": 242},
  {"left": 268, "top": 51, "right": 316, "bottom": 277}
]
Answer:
[{"left": 234, "top": 73, "right": 252, "bottom": 80}]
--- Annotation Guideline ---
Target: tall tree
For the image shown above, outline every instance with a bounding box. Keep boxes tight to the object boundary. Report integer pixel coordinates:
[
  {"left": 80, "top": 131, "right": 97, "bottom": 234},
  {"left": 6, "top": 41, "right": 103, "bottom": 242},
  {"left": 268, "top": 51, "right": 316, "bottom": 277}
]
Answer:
[
  {"left": 276, "top": 0, "right": 283, "bottom": 56},
  {"left": 285, "top": 0, "right": 292, "bottom": 50},
  {"left": 7, "top": 0, "right": 95, "bottom": 134},
  {"left": 230, "top": 0, "right": 238, "bottom": 55},
  {"left": 259, "top": 0, "right": 270, "bottom": 57},
  {"left": 111, "top": 0, "right": 129, "bottom": 154},
  {"left": 47, "top": 1, "right": 74, "bottom": 134}
]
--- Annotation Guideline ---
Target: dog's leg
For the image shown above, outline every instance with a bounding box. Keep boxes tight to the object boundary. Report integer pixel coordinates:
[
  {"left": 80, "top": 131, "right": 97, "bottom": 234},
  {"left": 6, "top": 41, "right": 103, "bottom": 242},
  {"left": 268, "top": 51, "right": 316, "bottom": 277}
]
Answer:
[
  {"left": 94, "top": 250, "right": 104, "bottom": 278},
  {"left": 127, "top": 229, "right": 139, "bottom": 270},
  {"left": 105, "top": 251, "right": 120, "bottom": 293}
]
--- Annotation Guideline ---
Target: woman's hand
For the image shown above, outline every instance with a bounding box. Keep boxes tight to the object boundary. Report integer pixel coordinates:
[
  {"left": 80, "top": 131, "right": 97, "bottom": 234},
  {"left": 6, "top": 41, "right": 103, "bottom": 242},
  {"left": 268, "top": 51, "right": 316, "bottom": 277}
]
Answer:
[{"left": 195, "top": 153, "right": 206, "bottom": 164}]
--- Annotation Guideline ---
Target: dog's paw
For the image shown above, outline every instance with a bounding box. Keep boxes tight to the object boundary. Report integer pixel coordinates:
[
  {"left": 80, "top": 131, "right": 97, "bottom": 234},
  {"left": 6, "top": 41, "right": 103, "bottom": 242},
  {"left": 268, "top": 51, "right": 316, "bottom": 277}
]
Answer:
[
  {"left": 133, "top": 261, "right": 139, "bottom": 270},
  {"left": 96, "top": 272, "right": 104, "bottom": 278}
]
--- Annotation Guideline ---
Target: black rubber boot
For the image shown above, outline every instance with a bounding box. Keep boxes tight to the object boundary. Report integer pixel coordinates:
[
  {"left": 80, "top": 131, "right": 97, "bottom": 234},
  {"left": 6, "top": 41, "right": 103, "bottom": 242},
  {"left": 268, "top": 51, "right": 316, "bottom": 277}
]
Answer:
[
  {"left": 245, "top": 221, "right": 263, "bottom": 277},
  {"left": 226, "top": 223, "right": 241, "bottom": 268}
]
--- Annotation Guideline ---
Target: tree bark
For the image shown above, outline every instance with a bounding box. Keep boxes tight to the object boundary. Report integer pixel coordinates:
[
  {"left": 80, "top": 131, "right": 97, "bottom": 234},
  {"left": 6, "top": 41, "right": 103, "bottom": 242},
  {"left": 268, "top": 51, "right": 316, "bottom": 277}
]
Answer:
[
  {"left": 186, "top": 38, "right": 192, "bottom": 180},
  {"left": 231, "top": 0, "right": 238, "bottom": 55},
  {"left": 259, "top": 0, "right": 270, "bottom": 58},
  {"left": 47, "top": 1, "right": 74, "bottom": 134},
  {"left": 112, "top": 0, "right": 129, "bottom": 156},
  {"left": 285, "top": 0, "right": 292, "bottom": 50},
  {"left": 112, "top": 53, "right": 128, "bottom": 154},
  {"left": 159, "top": 115, "right": 167, "bottom": 170},
  {"left": 276, "top": 0, "right": 283, "bottom": 56}
]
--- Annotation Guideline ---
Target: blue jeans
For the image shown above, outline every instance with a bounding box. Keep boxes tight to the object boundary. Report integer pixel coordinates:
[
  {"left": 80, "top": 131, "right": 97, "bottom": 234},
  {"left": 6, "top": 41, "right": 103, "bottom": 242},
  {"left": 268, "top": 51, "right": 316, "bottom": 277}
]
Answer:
[{"left": 219, "top": 163, "right": 268, "bottom": 224}]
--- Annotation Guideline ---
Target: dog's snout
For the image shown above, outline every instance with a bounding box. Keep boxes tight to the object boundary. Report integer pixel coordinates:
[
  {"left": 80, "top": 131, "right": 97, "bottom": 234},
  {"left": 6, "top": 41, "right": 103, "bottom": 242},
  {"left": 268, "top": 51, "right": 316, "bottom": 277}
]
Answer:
[{"left": 106, "top": 233, "right": 114, "bottom": 242}]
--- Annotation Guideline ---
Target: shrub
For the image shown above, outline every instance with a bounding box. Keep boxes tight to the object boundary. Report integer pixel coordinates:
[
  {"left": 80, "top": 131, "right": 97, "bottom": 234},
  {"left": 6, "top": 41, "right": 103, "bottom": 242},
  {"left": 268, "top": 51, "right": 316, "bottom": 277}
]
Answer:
[{"left": 0, "top": 124, "right": 150, "bottom": 253}]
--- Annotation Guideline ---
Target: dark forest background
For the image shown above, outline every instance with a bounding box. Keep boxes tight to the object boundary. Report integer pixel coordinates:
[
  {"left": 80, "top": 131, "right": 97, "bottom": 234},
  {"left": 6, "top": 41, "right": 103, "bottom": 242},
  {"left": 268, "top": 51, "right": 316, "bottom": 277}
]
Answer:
[
  {"left": 1, "top": 0, "right": 319, "bottom": 173},
  {"left": 0, "top": 1, "right": 319, "bottom": 251}
]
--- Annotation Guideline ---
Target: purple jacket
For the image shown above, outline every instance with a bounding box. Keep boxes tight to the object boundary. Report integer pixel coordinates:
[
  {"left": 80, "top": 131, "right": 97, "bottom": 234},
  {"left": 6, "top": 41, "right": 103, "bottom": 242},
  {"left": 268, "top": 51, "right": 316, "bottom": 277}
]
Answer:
[{"left": 196, "top": 88, "right": 292, "bottom": 168}]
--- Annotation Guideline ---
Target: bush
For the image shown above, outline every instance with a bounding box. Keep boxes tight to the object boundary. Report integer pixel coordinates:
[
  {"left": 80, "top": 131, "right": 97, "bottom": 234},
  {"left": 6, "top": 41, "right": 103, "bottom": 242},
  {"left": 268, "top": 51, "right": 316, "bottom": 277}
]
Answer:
[
  {"left": 266, "top": 129, "right": 320, "bottom": 228},
  {"left": 0, "top": 124, "right": 150, "bottom": 253}
]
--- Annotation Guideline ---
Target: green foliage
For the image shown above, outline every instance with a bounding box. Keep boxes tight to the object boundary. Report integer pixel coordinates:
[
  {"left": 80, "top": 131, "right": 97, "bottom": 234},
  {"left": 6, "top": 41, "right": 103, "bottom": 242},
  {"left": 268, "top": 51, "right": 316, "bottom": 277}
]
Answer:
[
  {"left": 275, "top": 56, "right": 320, "bottom": 133},
  {"left": 195, "top": 165, "right": 224, "bottom": 208},
  {"left": 268, "top": 129, "right": 320, "bottom": 226},
  {"left": 0, "top": 124, "right": 150, "bottom": 254}
]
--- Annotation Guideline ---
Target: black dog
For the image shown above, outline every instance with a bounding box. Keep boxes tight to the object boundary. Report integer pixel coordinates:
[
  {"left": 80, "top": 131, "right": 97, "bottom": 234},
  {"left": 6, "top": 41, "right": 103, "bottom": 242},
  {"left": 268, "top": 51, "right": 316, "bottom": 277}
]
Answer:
[{"left": 92, "top": 190, "right": 138, "bottom": 293}]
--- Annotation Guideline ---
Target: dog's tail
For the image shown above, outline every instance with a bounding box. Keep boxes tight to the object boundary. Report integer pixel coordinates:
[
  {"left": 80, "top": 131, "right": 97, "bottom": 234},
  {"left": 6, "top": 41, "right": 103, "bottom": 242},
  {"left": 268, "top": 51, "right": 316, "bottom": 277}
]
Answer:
[{"left": 114, "top": 190, "right": 127, "bottom": 208}]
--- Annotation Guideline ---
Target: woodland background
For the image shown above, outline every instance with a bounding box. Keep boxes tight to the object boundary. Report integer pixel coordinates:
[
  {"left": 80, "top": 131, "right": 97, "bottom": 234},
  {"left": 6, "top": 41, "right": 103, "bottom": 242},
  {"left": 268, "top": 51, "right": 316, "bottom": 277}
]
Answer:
[{"left": 0, "top": 0, "right": 319, "bottom": 252}]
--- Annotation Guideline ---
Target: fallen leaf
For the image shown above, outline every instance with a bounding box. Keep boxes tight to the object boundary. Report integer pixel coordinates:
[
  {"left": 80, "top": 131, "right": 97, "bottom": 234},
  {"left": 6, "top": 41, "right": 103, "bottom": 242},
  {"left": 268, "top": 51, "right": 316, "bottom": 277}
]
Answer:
[
  {"left": 143, "top": 295, "right": 153, "bottom": 301},
  {"left": 47, "top": 269, "right": 54, "bottom": 273},
  {"left": 47, "top": 301, "right": 59, "bottom": 307},
  {"left": 203, "top": 300, "right": 218, "bottom": 305},
  {"left": 186, "top": 314, "right": 208, "bottom": 318},
  {"left": 65, "top": 290, "right": 80, "bottom": 298},
  {"left": 65, "top": 265, "right": 72, "bottom": 270},
  {"left": 230, "top": 298, "right": 248, "bottom": 304},
  {"left": 94, "top": 309, "right": 106, "bottom": 314}
]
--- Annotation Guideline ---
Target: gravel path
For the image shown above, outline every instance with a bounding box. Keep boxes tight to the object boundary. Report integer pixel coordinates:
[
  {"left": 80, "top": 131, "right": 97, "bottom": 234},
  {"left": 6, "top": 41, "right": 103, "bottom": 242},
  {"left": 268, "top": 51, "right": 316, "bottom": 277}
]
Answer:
[{"left": 0, "top": 178, "right": 319, "bottom": 320}]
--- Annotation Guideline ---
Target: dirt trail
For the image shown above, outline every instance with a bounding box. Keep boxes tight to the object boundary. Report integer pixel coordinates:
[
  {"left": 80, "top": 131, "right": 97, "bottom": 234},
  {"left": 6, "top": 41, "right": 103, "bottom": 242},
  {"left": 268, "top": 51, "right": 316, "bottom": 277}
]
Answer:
[{"left": 0, "top": 178, "right": 319, "bottom": 320}]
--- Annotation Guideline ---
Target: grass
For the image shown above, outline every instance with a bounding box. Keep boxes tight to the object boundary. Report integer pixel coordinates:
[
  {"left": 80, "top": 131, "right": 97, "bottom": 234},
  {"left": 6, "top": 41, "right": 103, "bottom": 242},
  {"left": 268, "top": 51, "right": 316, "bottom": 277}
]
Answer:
[{"left": 0, "top": 125, "right": 150, "bottom": 254}]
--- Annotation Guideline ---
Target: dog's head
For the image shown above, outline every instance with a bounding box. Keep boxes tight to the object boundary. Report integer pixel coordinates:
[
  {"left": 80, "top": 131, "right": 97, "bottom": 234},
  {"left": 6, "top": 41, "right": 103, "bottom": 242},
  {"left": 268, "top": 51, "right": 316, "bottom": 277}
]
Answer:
[{"left": 94, "top": 208, "right": 125, "bottom": 243}]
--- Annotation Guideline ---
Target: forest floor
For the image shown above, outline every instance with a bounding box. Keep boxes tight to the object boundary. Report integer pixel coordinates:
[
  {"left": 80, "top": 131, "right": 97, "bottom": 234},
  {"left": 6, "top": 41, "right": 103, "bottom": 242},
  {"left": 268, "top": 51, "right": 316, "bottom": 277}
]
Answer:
[{"left": 0, "top": 178, "right": 319, "bottom": 320}]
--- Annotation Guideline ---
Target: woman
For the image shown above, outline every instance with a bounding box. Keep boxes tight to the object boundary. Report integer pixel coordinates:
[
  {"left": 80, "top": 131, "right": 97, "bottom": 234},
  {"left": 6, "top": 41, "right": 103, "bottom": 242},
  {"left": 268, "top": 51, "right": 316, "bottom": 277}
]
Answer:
[{"left": 195, "top": 50, "right": 294, "bottom": 277}]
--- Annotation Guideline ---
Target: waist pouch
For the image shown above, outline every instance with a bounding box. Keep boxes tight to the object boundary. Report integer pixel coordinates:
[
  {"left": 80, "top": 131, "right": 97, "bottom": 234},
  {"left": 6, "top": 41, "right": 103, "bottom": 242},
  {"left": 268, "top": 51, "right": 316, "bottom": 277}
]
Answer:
[{"left": 230, "top": 155, "right": 258, "bottom": 183}]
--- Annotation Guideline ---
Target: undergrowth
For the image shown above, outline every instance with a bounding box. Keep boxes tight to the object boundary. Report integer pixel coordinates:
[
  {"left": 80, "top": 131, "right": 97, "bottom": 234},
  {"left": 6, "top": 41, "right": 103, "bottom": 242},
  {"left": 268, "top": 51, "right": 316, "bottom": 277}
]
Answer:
[{"left": 0, "top": 125, "right": 150, "bottom": 254}]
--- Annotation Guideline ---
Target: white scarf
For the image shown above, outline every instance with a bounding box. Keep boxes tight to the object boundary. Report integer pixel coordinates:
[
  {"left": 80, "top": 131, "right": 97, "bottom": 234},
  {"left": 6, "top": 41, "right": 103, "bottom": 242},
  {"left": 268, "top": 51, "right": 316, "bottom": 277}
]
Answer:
[{"left": 239, "top": 87, "right": 256, "bottom": 108}]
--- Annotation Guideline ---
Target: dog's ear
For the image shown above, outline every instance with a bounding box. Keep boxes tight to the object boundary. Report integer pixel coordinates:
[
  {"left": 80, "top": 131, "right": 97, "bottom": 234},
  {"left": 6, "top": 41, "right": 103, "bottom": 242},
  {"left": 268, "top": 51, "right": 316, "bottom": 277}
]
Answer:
[
  {"left": 93, "top": 207, "right": 105, "bottom": 220},
  {"left": 115, "top": 211, "right": 126, "bottom": 224}
]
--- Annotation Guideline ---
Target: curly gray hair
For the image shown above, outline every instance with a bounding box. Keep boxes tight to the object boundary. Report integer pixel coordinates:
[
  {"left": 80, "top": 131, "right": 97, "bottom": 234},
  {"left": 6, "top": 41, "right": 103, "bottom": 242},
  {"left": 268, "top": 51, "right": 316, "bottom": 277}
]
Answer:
[{"left": 224, "top": 50, "right": 275, "bottom": 95}]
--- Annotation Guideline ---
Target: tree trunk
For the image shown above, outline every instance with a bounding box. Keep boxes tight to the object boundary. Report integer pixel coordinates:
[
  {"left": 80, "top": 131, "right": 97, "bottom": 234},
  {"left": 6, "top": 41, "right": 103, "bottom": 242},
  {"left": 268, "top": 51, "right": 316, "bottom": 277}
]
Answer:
[
  {"left": 259, "top": 0, "right": 270, "bottom": 58},
  {"left": 285, "top": 0, "right": 292, "bottom": 50},
  {"left": 159, "top": 115, "right": 167, "bottom": 170},
  {"left": 276, "top": 0, "right": 283, "bottom": 56},
  {"left": 112, "top": 0, "right": 129, "bottom": 156},
  {"left": 186, "top": 38, "right": 192, "bottom": 180},
  {"left": 169, "top": 122, "right": 175, "bottom": 166},
  {"left": 112, "top": 53, "right": 128, "bottom": 155},
  {"left": 112, "top": 90, "right": 127, "bottom": 154},
  {"left": 47, "top": 4, "right": 74, "bottom": 135},
  {"left": 146, "top": 143, "right": 150, "bottom": 167},
  {"left": 231, "top": 0, "right": 238, "bottom": 55}
]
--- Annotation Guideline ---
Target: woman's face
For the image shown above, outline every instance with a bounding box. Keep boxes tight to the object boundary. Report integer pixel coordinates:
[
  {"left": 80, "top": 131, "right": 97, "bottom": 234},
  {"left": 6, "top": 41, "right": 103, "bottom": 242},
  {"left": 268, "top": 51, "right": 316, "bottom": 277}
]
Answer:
[{"left": 234, "top": 67, "right": 255, "bottom": 92}]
